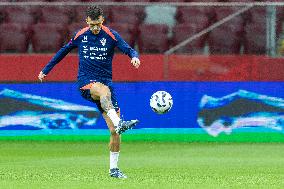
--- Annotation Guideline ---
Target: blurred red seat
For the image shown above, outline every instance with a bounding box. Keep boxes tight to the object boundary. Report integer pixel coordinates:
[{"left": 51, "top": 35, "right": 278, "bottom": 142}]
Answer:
[
  {"left": 0, "top": 23, "right": 30, "bottom": 53},
  {"left": 171, "top": 23, "right": 207, "bottom": 54},
  {"left": 152, "top": 0, "right": 184, "bottom": 2},
  {"left": 117, "top": 0, "right": 150, "bottom": 1},
  {"left": 81, "top": 0, "right": 116, "bottom": 1},
  {"left": 214, "top": 6, "right": 246, "bottom": 26},
  {"left": 247, "top": 6, "right": 266, "bottom": 24},
  {"left": 175, "top": 6, "right": 211, "bottom": 26},
  {"left": 138, "top": 24, "right": 169, "bottom": 53},
  {"left": 110, "top": 6, "right": 145, "bottom": 25},
  {"left": 0, "top": 7, "right": 5, "bottom": 24},
  {"left": 68, "top": 22, "right": 87, "bottom": 32},
  {"left": 108, "top": 23, "right": 137, "bottom": 47},
  {"left": 175, "top": 0, "right": 218, "bottom": 24},
  {"left": 74, "top": 6, "right": 89, "bottom": 23},
  {"left": 31, "top": 23, "right": 65, "bottom": 53},
  {"left": 49, "top": 0, "right": 81, "bottom": 1},
  {"left": 208, "top": 23, "right": 244, "bottom": 54},
  {"left": 67, "top": 22, "right": 88, "bottom": 39},
  {"left": 39, "top": 6, "right": 72, "bottom": 25},
  {"left": 12, "top": 0, "right": 48, "bottom": 1},
  {"left": 244, "top": 23, "right": 266, "bottom": 55},
  {"left": 3, "top": 6, "right": 36, "bottom": 25},
  {"left": 247, "top": 3, "right": 282, "bottom": 36}
]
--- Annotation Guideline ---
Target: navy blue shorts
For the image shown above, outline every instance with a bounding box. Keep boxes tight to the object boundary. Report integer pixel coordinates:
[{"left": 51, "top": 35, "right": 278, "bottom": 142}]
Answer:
[{"left": 79, "top": 80, "right": 119, "bottom": 113}]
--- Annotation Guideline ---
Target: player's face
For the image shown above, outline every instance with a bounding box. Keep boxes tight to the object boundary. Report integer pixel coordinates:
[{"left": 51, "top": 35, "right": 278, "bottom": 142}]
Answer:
[{"left": 86, "top": 16, "right": 104, "bottom": 35}]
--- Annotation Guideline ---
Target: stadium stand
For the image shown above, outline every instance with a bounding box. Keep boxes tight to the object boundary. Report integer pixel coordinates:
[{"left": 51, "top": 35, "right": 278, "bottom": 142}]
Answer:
[
  {"left": 67, "top": 22, "right": 87, "bottom": 39},
  {"left": 184, "top": 0, "right": 218, "bottom": 22},
  {"left": 81, "top": 0, "right": 117, "bottom": 2},
  {"left": 31, "top": 23, "right": 65, "bottom": 53},
  {"left": 175, "top": 6, "right": 212, "bottom": 28},
  {"left": 107, "top": 23, "right": 137, "bottom": 47},
  {"left": 38, "top": 6, "right": 73, "bottom": 25},
  {"left": 151, "top": 0, "right": 184, "bottom": 2},
  {"left": 0, "top": 23, "right": 30, "bottom": 53},
  {"left": 247, "top": 4, "right": 283, "bottom": 36},
  {"left": 0, "top": 0, "right": 283, "bottom": 55},
  {"left": 208, "top": 6, "right": 245, "bottom": 54},
  {"left": 117, "top": 0, "right": 150, "bottom": 2},
  {"left": 244, "top": 23, "right": 266, "bottom": 54},
  {"left": 138, "top": 24, "right": 170, "bottom": 53},
  {"left": 208, "top": 23, "right": 244, "bottom": 54},
  {"left": 3, "top": 6, "right": 36, "bottom": 25},
  {"left": 213, "top": 6, "right": 247, "bottom": 25},
  {"left": 247, "top": 6, "right": 266, "bottom": 25},
  {"left": 110, "top": 6, "right": 145, "bottom": 25},
  {"left": 171, "top": 23, "right": 207, "bottom": 54},
  {"left": 49, "top": 0, "right": 81, "bottom": 2},
  {"left": 12, "top": 0, "right": 48, "bottom": 2},
  {"left": 75, "top": 5, "right": 91, "bottom": 23},
  {"left": 248, "top": 8, "right": 265, "bottom": 55},
  {"left": 0, "top": 7, "right": 6, "bottom": 24}
]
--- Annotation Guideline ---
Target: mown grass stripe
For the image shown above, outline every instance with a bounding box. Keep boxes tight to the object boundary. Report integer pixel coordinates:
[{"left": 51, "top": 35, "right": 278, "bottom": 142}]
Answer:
[{"left": 0, "top": 133, "right": 283, "bottom": 142}]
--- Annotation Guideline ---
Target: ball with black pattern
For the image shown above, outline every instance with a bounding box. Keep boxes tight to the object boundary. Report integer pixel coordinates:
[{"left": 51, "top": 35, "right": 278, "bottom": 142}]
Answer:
[{"left": 150, "top": 91, "right": 173, "bottom": 114}]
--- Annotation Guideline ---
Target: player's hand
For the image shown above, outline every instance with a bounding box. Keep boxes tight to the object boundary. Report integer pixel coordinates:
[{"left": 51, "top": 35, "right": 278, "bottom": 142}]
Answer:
[
  {"left": 38, "top": 71, "right": 46, "bottom": 82},
  {"left": 131, "top": 57, "right": 140, "bottom": 69}
]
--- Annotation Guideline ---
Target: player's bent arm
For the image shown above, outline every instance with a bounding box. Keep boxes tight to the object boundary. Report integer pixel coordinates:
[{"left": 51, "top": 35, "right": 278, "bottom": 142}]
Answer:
[
  {"left": 41, "top": 42, "right": 76, "bottom": 76},
  {"left": 113, "top": 31, "right": 139, "bottom": 58}
]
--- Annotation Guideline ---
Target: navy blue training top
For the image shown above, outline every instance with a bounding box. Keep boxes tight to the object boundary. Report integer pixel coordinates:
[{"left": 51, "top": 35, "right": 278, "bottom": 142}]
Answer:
[{"left": 42, "top": 25, "right": 139, "bottom": 88}]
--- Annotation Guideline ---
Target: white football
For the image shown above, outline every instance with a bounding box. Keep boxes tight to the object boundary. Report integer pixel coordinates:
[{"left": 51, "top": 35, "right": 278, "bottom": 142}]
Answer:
[{"left": 150, "top": 91, "right": 173, "bottom": 114}]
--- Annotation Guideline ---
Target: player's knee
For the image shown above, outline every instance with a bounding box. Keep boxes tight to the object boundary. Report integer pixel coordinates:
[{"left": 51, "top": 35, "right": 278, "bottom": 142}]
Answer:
[
  {"left": 90, "top": 83, "right": 109, "bottom": 96},
  {"left": 100, "top": 85, "right": 111, "bottom": 96}
]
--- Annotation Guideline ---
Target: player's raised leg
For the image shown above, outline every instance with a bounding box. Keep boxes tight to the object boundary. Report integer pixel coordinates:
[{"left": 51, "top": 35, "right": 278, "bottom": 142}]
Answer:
[
  {"left": 102, "top": 112, "right": 127, "bottom": 179},
  {"left": 89, "top": 82, "right": 139, "bottom": 134}
]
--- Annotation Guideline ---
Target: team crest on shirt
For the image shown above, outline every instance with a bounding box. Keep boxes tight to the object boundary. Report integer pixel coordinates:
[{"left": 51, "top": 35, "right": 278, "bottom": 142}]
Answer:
[{"left": 100, "top": 38, "right": 106, "bottom": 46}]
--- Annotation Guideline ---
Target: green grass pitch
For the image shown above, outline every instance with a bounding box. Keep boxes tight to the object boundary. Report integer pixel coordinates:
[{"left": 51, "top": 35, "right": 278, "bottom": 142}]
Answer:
[{"left": 0, "top": 140, "right": 283, "bottom": 189}]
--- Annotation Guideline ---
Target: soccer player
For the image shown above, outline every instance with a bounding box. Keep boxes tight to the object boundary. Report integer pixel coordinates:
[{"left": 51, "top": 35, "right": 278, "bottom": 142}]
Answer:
[{"left": 38, "top": 5, "right": 140, "bottom": 179}]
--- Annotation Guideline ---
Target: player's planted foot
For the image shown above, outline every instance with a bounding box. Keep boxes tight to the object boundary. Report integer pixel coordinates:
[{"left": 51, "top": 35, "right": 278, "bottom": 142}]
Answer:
[
  {"left": 115, "top": 119, "right": 139, "bottom": 134},
  {"left": 109, "top": 168, "right": 127, "bottom": 179}
]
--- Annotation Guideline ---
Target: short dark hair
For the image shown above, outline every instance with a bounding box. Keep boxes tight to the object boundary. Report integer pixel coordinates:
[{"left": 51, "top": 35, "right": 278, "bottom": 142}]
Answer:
[{"left": 86, "top": 6, "right": 104, "bottom": 20}]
